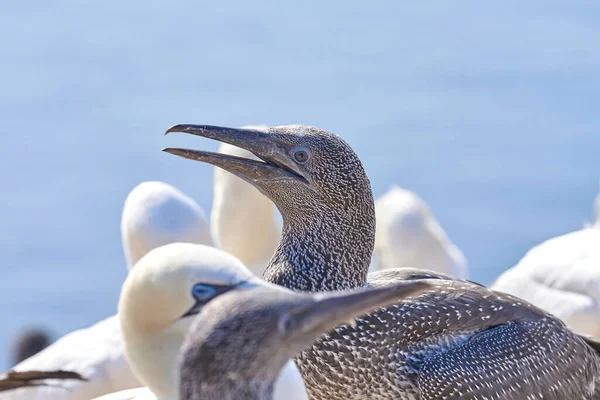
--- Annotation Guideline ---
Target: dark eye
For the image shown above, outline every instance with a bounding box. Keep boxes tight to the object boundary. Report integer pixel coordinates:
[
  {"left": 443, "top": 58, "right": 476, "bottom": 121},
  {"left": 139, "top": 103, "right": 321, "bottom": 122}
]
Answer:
[
  {"left": 278, "top": 314, "right": 293, "bottom": 334},
  {"left": 192, "top": 284, "right": 217, "bottom": 302},
  {"left": 293, "top": 148, "right": 310, "bottom": 164}
]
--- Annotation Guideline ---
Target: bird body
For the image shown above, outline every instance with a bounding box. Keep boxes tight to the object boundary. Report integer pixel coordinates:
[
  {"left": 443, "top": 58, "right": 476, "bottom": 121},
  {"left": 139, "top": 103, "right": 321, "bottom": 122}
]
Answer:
[
  {"left": 6, "top": 182, "right": 213, "bottom": 400},
  {"left": 492, "top": 223, "right": 600, "bottom": 336},
  {"left": 373, "top": 186, "right": 467, "bottom": 278},
  {"left": 7, "top": 314, "right": 138, "bottom": 400},
  {"left": 165, "top": 123, "right": 600, "bottom": 400},
  {"left": 121, "top": 181, "right": 214, "bottom": 267}
]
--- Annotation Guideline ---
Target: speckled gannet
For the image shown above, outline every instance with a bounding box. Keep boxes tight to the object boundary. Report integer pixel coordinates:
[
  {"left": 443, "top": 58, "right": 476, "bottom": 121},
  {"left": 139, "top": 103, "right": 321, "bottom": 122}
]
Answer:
[
  {"left": 92, "top": 243, "right": 307, "bottom": 400},
  {"left": 372, "top": 185, "right": 467, "bottom": 278},
  {"left": 492, "top": 192, "right": 600, "bottom": 336},
  {"left": 7, "top": 182, "right": 213, "bottom": 400},
  {"left": 0, "top": 371, "right": 84, "bottom": 393},
  {"left": 165, "top": 124, "right": 600, "bottom": 400},
  {"left": 179, "top": 280, "right": 430, "bottom": 400}
]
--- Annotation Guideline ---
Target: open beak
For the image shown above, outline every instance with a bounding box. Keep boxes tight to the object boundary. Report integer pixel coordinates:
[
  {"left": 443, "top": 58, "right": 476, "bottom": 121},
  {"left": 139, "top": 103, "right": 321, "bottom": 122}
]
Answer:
[
  {"left": 286, "top": 280, "right": 430, "bottom": 345},
  {"left": 163, "top": 124, "right": 308, "bottom": 186}
]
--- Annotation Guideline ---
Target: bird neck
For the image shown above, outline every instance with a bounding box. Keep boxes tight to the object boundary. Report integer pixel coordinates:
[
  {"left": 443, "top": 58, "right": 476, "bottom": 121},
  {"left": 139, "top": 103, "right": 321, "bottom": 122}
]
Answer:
[
  {"left": 263, "top": 207, "right": 375, "bottom": 292},
  {"left": 123, "top": 324, "right": 187, "bottom": 400},
  {"left": 181, "top": 375, "right": 274, "bottom": 400}
]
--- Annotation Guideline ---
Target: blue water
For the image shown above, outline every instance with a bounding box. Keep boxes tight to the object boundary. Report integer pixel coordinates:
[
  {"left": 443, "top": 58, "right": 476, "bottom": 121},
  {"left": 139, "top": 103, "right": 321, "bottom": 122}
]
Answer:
[{"left": 1, "top": 0, "right": 599, "bottom": 370}]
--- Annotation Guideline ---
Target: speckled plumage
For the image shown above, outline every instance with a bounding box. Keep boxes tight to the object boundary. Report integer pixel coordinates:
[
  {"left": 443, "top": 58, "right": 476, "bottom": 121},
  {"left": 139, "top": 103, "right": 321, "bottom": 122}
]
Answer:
[
  {"left": 164, "top": 124, "right": 600, "bottom": 400},
  {"left": 249, "top": 127, "right": 600, "bottom": 400}
]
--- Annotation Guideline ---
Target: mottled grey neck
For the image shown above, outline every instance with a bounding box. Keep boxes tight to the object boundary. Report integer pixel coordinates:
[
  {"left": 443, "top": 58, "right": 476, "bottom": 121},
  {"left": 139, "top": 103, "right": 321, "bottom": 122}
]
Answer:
[{"left": 263, "top": 204, "right": 375, "bottom": 292}]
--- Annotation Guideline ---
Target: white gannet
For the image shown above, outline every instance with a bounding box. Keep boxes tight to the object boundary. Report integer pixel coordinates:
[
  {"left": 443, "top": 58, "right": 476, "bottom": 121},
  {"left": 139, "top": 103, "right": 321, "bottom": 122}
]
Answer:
[
  {"left": 492, "top": 193, "right": 600, "bottom": 336},
  {"left": 92, "top": 243, "right": 307, "bottom": 400},
  {"left": 211, "top": 125, "right": 281, "bottom": 276},
  {"left": 121, "top": 181, "right": 214, "bottom": 266},
  {"left": 371, "top": 185, "right": 468, "bottom": 278},
  {"left": 7, "top": 182, "right": 213, "bottom": 400}
]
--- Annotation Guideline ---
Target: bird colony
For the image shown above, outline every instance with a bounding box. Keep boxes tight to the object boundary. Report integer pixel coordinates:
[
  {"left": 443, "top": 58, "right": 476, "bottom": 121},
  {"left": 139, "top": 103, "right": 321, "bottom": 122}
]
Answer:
[{"left": 3, "top": 124, "right": 599, "bottom": 400}]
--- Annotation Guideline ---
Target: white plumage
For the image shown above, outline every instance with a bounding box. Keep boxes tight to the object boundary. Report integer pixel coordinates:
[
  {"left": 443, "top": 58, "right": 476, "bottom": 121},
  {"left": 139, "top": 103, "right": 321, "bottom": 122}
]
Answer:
[
  {"left": 371, "top": 186, "right": 468, "bottom": 278},
  {"left": 492, "top": 194, "right": 600, "bottom": 336},
  {"left": 121, "top": 181, "right": 214, "bottom": 267}
]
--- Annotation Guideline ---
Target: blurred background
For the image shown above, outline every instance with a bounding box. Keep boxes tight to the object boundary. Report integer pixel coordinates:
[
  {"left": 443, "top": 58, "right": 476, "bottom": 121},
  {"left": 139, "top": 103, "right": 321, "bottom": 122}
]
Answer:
[{"left": 1, "top": 1, "right": 599, "bottom": 369}]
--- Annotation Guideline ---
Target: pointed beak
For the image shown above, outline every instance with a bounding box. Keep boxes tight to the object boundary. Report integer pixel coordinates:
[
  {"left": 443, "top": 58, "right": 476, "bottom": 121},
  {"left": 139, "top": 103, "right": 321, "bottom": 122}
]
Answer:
[
  {"left": 287, "top": 280, "right": 430, "bottom": 344},
  {"left": 163, "top": 124, "right": 308, "bottom": 186}
]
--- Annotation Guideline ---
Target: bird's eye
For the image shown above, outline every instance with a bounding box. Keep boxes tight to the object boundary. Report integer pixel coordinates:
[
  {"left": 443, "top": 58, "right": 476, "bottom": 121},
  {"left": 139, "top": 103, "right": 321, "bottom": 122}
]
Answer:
[
  {"left": 277, "top": 314, "right": 294, "bottom": 334},
  {"left": 192, "top": 284, "right": 217, "bottom": 302},
  {"left": 292, "top": 148, "right": 310, "bottom": 164}
]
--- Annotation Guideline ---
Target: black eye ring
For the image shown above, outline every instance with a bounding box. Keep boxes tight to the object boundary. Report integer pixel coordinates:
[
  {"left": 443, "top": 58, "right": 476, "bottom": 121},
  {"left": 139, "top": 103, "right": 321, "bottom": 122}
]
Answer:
[{"left": 293, "top": 148, "right": 310, "bottom": 164}]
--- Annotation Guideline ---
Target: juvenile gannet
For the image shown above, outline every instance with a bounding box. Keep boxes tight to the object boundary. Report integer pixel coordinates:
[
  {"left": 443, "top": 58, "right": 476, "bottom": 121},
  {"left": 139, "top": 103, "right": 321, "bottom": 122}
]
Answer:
[
  {"left": 8, "top": 182, "right": 213, "bottom": 400},
  {"left": 372, "top": 185, "right": 467, "bottom": 278},
  {"left": 93, "top": 243, "right": 306, "bottom": 400},
  {"left": 492, "top": 192, "right": 600, "bottom": 336},
  {"left": 165, "top": 124, "right": 600, "bottom": 400},
  {"left": 0, "top": 371, "right": 84, "bottom": 393},
  {"left": 179, "top": 280, "right": 429, "bottom": 400},
  {"left": 212, "top": 125, "right": 280, "bottom": 276}
]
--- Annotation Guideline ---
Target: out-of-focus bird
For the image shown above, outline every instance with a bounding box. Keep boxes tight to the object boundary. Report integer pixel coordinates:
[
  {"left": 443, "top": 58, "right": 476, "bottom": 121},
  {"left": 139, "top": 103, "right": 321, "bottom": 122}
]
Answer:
[
  {"left": 10, "top": 328, "right": 52, "bottom": 367},
  {"left": 371, "top": 186, "right": 467, "bottom": 278},
  {"left": 492, "top": 191, "right": 600, "bottom": 336},
  {"left": 7, "top": 182, "right": 213, "bottom": 400}
]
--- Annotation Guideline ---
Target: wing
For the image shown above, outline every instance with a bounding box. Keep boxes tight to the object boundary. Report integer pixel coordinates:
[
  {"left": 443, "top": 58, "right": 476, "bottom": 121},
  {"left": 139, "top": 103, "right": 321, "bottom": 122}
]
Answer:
[
  {"left": 368, "top": 267, "right": 483, "bottom": 287},
  {"left": 0, "top": 370, "right": 85, "bottom": 392},
  {"left": 6, "top": 316, "right": 140, "bottom": 400},
  {"left": 418, "top": 319, "right": 600, "bottom": 399}
]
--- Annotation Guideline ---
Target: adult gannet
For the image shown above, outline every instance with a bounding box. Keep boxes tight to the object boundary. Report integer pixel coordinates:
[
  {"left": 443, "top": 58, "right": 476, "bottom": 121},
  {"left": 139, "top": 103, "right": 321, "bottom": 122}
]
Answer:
[
  {"left": 179, "top": 279, "right": 429, "bottom": 400},
  {"left": 165, "top": 123, "right": 600, "bottom": 400},
  {"left": 92, "top": 243, "right": 307, "bottom": 400},
  {"left": 372, "top": 185, "right": 468, "bottom": 278},
  {"left": 121, "top": 181, "right": 214, "bottom": 266},
  {"left": 492, "top": 192, "right": 600, "bottom": 336},
  {"left": 7, "top": 182, "right": 213, "bottom": 400}
]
